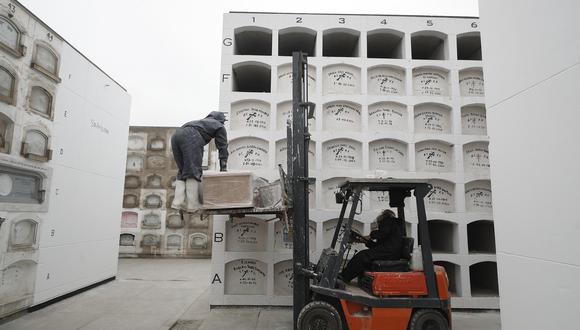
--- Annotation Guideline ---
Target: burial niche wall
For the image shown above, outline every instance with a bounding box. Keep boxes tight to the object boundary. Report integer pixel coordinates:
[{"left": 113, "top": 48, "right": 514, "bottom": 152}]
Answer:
[
  {"left": 141, "top": 212, "right": 161, "bottom": 229},
  {"left": 461, "top": 105, "right": 487, "bottom": 135},
  {"left": 0, "top": 65, "right": 16, "bottom": 105},
  {"left": 0, "top": 165, "right": 45, "bottom": 204},
  {"left": 457, "top": 32, "right": 482, "bottom": 60},
  {"left": 0, "top": 260, "right": 37, "bottom": 305},
  {"left": 234, "top": 26, "right": 272, "bottom": 55},
  {"left": 274, "top": 219, "right": 316, "bottom": 252},
  {"left": 322, "top": 64, "right": 361, "bottom": 95},
  {"left": 411, "top": 31, "right": 448, "bottom": 60},
  {"left": 28, "top": 86, "right": 53, "bottom": 119},
  {"left": 127, "top": 135, "right": 146, "bottom": 151},
  {"left": 275, "top": 139, "right": 315, "bottom": 170},
  {"left": 467, "top": 220, "right": 496, "bottom": 254},
  {"left": 322, "top": 101, "right": 361, "bottom": 131},
  {"left": 166, "top": 212, "right": 184, "bottom": 229},
  {"left": 126, "top": 154, "right": 144, "bottom": 172},
  {"left": 369, "top": 139, "right": 408, "bottom": 171},
  {"left": 32, "top": 42, "right": 60, "bottom": 82},
  {"left": 367, "top": 29, "right": 404, "bottom": 59},
  {"left": 232, "top": 62, "right": 271, "bottom": 93},
  {"left": 148, "top": 136, "right": 165, "bottom": 151},
  {"left": 123, "top": 194, "right": 138, "bottom": 208},
  {"left": 166, "top": 234, "right": 183, "bottom": 250},
  {"left": 277, "top": 63, "right": 316, "bottom": 95},
  {"left": 323, "top": 28, "right": 360, "bottom": 57},
  {"left": 414, "top": 103, "right": 452, "bottom": 134},
  {"left": 368, "top": 102, "right": 407, "bottom": 132},
  {"left": 463, "top": 141, "right": 490, "bottom": 172},
  {"left": 0, "top": 15, "right": 24, "bottom": 57},
  {"left": 119, "top": 233, "right": 135, "bottom": 246},
  {"left": 415, "top": 140, "right": 453, "bottom": 172},
  {"left": 21, "top": 129, "right": 51, "bottom": 162},
  {"left": 121, "top": 211, "right": 138, "bottom": 229},
  {"left": 225, "top": 259, "right": 267, "bottom": 295},
  {"left": 367, "top": 66, "right": 405, "bottom": 95},
  {"left": 278, "top": 27, "right": 317, "bottom": 56},
  {"left": 470, "top": 262, "right": 499, "bottom": 296},
  {"left": 322, "top": 139, "right": 362, "bottom": 169},
  {"left": 426, "top": 179, "right": 455, "bottom": 213},
  {"left": 465, "top": 180, "right": 493, "bottom": 213},
  {"left": 230, "top": 100, "right": 270, "bottom": 131},
  {"left": 428, "top": 220, "right": 458, "bottom": 253},
  {"left": 145, "top": 174, "right": 162, "bottom": 188},
  {"left": 459, "top": 68, "right": 485, "bottom": 97},
  {"left": 9, "top": 218, "right": 38, "bottom": 251},
  {"left": 413, "top": 67, "right": 449, "bottom": 97},
  {"left": 276, "top": 101, "right": 315, "bottom": 130},
  {"left": 228, "top": 137, "right": 269, "bottom": 170},
  {"left": 140, "top": 234, "right": 160, "bottom": 248},
  {"left": 274, "top": 260, "right": 294, "bottom": 296},
  {"left": 189, "top": 233, "right": 209, "bottom": 249}
]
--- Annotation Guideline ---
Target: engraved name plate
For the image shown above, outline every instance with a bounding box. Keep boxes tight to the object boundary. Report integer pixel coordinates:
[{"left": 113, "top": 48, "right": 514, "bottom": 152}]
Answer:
[
  {"left": 413, "top": 68, "right": 449, "bottom": 96},
  {"left": 229, "top": 138, "right": 269, "bottom": 170},
  {"left": 368, "top": 66, "right": 405, "bottom": 95},
  {"left": 231, "top": 100, "right": 270, "bottom": 131},
  {"left": 368, "top": 102, "right": 407, "bottom": 132},
  {"left": 323, "top": 101, "right": 361, "bottom": 131},
  {"left": 225, "top": 259, "right": 267, "bottom": 295},
  {"left": 369, "top": 139, "right": 407, "bottom": 170}
]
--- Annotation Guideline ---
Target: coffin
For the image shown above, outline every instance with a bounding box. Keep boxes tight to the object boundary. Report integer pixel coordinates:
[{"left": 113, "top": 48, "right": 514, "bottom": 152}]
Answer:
[{"left": 202, "top": 171, "right": 272, "bottom": 209}]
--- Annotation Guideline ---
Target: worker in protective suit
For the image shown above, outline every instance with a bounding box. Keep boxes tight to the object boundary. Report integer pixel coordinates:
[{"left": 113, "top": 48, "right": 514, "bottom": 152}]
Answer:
[
  {"left": 339, "top": 209, "right": 405, "bottom": 283},
  {"left": 171, "top": 111, "right": 229, "bottom": 211}
]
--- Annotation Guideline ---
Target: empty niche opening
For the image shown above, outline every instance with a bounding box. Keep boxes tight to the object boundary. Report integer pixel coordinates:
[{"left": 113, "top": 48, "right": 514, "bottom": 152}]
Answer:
[
  {"left": 0, "top": 165, "right": 44, "bottom": 204},
  {"left": 226, "top": 217, "right": 267, "bottom": 252},
  {"left": 434, "top": 261, "right": 461, "bottom": 296},
  {"left": 127, "top": 135, "right": 146, "bottom": 151},
  {"left": 189, "top": 233, "right": 208, "bottom": 249},
  {"left": 428, "top": 220, "right": 458, "bottom": 253},
  {"left": 277, "top": 63, "right": 316, "bottom": 95},
  {"left": 126, "top": 154, "right": 144, "bottom": 172},
  {"left": 225, "top": 259, "right": 267, "bottom": 295},
  {"left": 426, "top": 180, "right": 455, "bottom": 213},
  {"left": 145, "top": 174, "right": 162, "bottom": 188},
  {"left": 166, "top": 234, "right": 182, "bottom": 250},
  {"left": 149, "top": 137, "right": 165, "bottom": 151},
  {"left": 276, "top": 139, "right": 315, "bottom": 170},
  {"left": 274, "top": 260, "right": 294, "bottom": 296},
  {"left": 323, "top": 28, "right": 360, "bottom": 57},
  {"left": 367, "top": 29, "right": 404, "bottom": 59},
  {"left": 411, "top": 31, "right": 448, "bottom": 60},
  {"left": 322, "top": 101, "right": 361, "bottom": 131},
  {"left": 414, "top": 103, "right": 452, "bottom": 134},
  {"left": 21, "top": 129, "right": 51, "bottom": 162},
  {"left": 470, "top": 262, "right": 499, "bottom": 296},
  {"left": 368, "top": 102, "right": 408, "bottom": 132},
  {"left": 323, "top": 138, "right": 362, "bottom": 169},
  {"left": 415, "top": 140, "right": 453, "bottom": 172},
  {"left": 29, "top": 86, "right": 53, "bottom": 118},
  {"left": 461, "top": 104, "right": 487, "bottom": 135},
  {"left": 463, "top": 141, "right": 490, "bottom": 172},
  {"left": 230, "top": 100, "right": 270, "bottom": 131},
  {"left": 465, "top": 180, "right": 493, "bottom": 213},
  {"left": 124, "top": 175, "right": 141, "bottom": 189},
  {"left": 459, "top": 68, "right": 485, "bottom": 97},
  {"left": 122, "top": 194, "right": 138, "bottom": 208},
  {"left": 278, "top": 27, "right": 316, "bottom": 56},
  {"left": 0, "top": 112, "right": 14, "bottom": 153},
  {"left": 10, "top": 219, "right": 38, "bottom": 250},
  {"left": 234, "top": 26, "right": 272, "bottom": 55},
  {"left": 119, "top": 233, "right": 135, "bottom": 246},
  {"left": 369, "top": 139, "right": 408, "bottom": 171},
  {"left": 324, "top": 218, "right": 365, "bottom": 255},
  {"left": 322, "top": 177, "right": 348, "bottom": 209},
  {"left": 142, "top": 212, "right": 161, "bottom": 229},
  {"left": 1, "top": 260, "right": 37, "bottom": 302},
  {"left": 367, "top": 65, "right": 406, "bottom": 95},
  {"left": 276, "top": 101, "right": 315, "bottom": 130},
  {"left": 413, "top": 67, "right": 449, "bottom": 96},
  {"left": 141, "top": 234, "right": 160, "bottom": 248},
  {"left": 468, "top": 220, "right": 496, "bottom": 254},
  {"left": 166, "top": 213, "right": 184, "bottom": 229},
  {"left": 147, "top": 155, "right": 166, "bottom": 170},
  {"left": 274, "top": 219, "right": 316, "bottom": 252},
  {"left": 144, "top": 194, "right": 162, "bottom": 208},
  {"left": 457, "top": 32, "right": 482, "bottom": 60},
  {"left": 322, "top": 64, "right": 361, "bottom": 95},
  {"left": 229, "top": 137, "right": 269, "bottom": 170},
  {"left": 232, "top": 62, "right": 271, "bottom": 93},
  {"left": 121, "top": 211, "right": 138, "bottom": 228}
]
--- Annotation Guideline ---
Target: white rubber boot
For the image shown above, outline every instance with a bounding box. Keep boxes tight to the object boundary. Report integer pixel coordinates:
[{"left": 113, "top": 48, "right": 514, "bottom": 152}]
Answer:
[
  {"left": 185, "top": 178, "right": 203, "bottom": 212},
  {"left": 171, "top": 180, "right": 186, "bottom": 210}
]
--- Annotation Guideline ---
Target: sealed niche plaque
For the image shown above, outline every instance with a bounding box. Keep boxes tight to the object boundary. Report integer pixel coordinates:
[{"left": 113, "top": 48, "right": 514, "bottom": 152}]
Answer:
[
  {"left": 368, "top": 102, "right": 407, "bottom": 132},
  {"left": 277, "top": 63, "right": 316, "bottom": 95},
  {"left": 128, "top": 134, "right": 146, "bottom": 151},
  {"left": 166, "top": 213, "right": 184, "bottom": 229},
  {"left": 229, "top": 137, "right": 269, "bottom": 170},
  {"left": 0, "top": 165, "right": 44, "bottom": 204},
  {"left": 465, "top": 180, "right": 493, "bottom": 212},
  {"left": 414, "top": 103, "right": 452, "bottom": 134},
  {"left": 119, "top": 233, "right": 135, "bottom": 246},
  {"left": 413, "top": 67, "right": 449, "bottom": 96},
  {"left": 322, "top": 101, "right": 361, "bottom": 131},
  {"left": 459, "top": 68, "right": 485, "bottom": 97},
  {"left": 123, "top": 194, "right": 138, "bottom": 208},
  {"left": 463, "top": 142, "right": 490, "bottom": 171},
  {"left": 166, "top": 234, "right": 182, "bottom": 249},
  {"left": 226, "top": 217, "right": 267, "bottom": 252},
  {"left": 274, "top": 219, "right": 316, "bottom": 252},
  {"left": 145, "top": 174, "right": 162, "bottom": 188},
  {"left": 230, "top": 100, "right": 270, "bottom": 131},
  {"left": 121, "top": 211, "right": 138, "bottom": 228},
  {"left": 22, "top": 129, "right": 50, "bottom": 160},
  {"left": 124, "top": 175, "right": 140, "bottom": 189},
  {"left": 10, "top": 219, "right": 38, "bottom": 250},
  {"left": 141, "top": 234, "right": 160, "bottom": 247},
  {"left": 461, "top": 105, "right": 487, "bottom": 135},
  {"left": 323, "top": 64, "right": 361, "bottom": 95},
  {"left": 189, "top": 233, "right": 209, "bottom": 249},
  {"left": 144, "top": 194, "right": 162, "bottom": 208},
  {"left": 149, "top": 137, "right": 165, "bottom": 151},
  {"left": 369, "top": 139, "right": 407, "bottom": 171},
  {"left": 323, "top": 139, "right": 362, "bottom": 169},
  {"left": 142, "top": 212, "right": 161, "bottom": 229},
  {"left": 426, "top": 180, "right": 455, "bottom": 213},
  {"left": 274, "top": 260, "right": 294, "bottom": 296},
  {"left": 126, "top": 154, "right": 144, "bottom": 172},
  {"left": 415, "top": 140, "right": 453, "bottom": 172},
  {"left": 323, "top": 177, "right": 347, "bottom": 209},
  {"left": 276, "top": 101, "right": 315, "bottom": 130},
  {"left": 367, "top": 66, "right": 405, "bottom": 95},
  {"left": 225, "top": 259, "right": 267, "bottom": 295},
  {"left": 147, "top": 155, "right": 166, "bottom": 169},
  {"left": 1, "top": 260, "right": 36, "bottom": 302},
  {"left": 276, "top": 139, "right": 315, "bottom": 170}
]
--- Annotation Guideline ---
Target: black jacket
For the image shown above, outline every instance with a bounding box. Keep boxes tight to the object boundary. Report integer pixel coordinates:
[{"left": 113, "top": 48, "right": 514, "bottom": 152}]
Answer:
[
  {"left": 365, "top": 218, "right": 405, "bottom": 260},
  {"left": 182, "top": 111, "right": 229, "bottom": 160}
]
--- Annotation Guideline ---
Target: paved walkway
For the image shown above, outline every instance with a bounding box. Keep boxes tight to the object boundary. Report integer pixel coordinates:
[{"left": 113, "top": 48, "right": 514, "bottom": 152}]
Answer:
[{"left": 0, "top": 259, "right": 501, "bottom": 330}]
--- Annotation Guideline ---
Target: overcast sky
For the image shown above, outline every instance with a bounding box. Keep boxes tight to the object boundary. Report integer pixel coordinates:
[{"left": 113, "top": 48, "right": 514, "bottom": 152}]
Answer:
[{"left": 19, "top": 0, "right": 478, "bottom": 126}]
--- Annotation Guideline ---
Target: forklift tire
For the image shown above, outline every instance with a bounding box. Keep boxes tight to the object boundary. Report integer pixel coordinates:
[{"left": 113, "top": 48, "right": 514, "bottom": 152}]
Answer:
[
  {"left": 408, "top": 309, "right": 449, "bottom": 330},
  {"left": 297, "top": 301, "right": 343, "bottom": 330}
]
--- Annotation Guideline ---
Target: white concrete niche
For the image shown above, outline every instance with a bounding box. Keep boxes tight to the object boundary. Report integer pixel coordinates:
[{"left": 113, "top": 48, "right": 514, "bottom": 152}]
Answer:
[
  {"left": 456, "top": 32, "right": 482, "bottom": 61},
  {"left": 166, "top": 213, "right": 184, "bottom": 229},
  {"left": 461, "top": 104, "right": 487, "bottom": 135},
  {"left": 0, "top": 165, "right": 45, "bottom": 205},
  {"left": 322, "top": 64, "right": 361, "bottom": 95},
  {"left": 124, "top": 175, "right": 141, "bottom": 189},
  {"left": 469, "top": 262, "right": 498, "bottom": 297},
  {"left": 414, "top": 103, "right": 452, "bottom": 134},
  {"left": 434, "top": 261, "right": 461, "bottom": 296},
  {"left": 274, "top": 260, "right": 294, "bottom": 296},
  {"left": 119, "top": 233, "right": 135, "bottom": 246},
  {"left": 140, "top": 234, "right": 160, "bottom": 248},
  {"left": 467, "top": 220, "right": 496, "bottom": 254},
  {"left": 275, "top": 139, "right": 315, "bottom": 170},
  {"left": 411, "top": 31, "right": 448, "bottom": 60},
  {"left": 232, "top": 61, "right": 271, "bottom": 93},
  {"left": 322, "top": 177, "right": 347, "bottom": 209},
  {"left": 276, "top": 101, "right": 315, "bottom": 130},
  {"left": 143, "top": 193, "right": 162, "bottom": 209},
  {"left": 121, "top": 211, "right": 138, "bottom": 229},
  {"left": 123, "top": 194, "right": 139, "bottom": 208},
  {"left": 323, "top": 28, "right": 360, "bottom": 57},
  {"left": 0, "top": 112, "right": 14, "bottom": 154},
  {"left": 145, "top": 174, "right": 162, "bottom": 188},
  {"left": 274, "top": 219, "right": 316, "bottom": 252},
  {"left": 322, "top": 139, "right": 362, "bottom": 169},
  {"left": 278, "top": 27, "right": 317, "bottom": 56},
  {"left": 0, "top": 260, "right": 37, "bottom": 311},
  {"left": 427, "top": 220, "right": 458, "bottom": 253},
  {"left": 225, "top": 259, "right": 268, "bottom": 295},
  {"left": 367, "top": 66, "right": 406, "bottom": 95},
  {"left": 166, "top": 234, "right": 183, "bottom": 250},
  {"left": 459, "top": 68, "right": 485, "bottom": 97},
  {"left": 322, "top": 101, "right": 361, "bottom": 131},
  {"left": 369, "top": 139, "right": 408, "bottom": 171},
  {"left": 465, "top": 180, "right": 493, "bottom": 213},
  {"left": 367, "top": 29, "right": 404, "bottom": 59},
  {"left": 323, "top": 218, "right": 365, "bottom": 253},
  {"left": 234, "top": 26, "right": 272, "bottom": 56},
  {"left": 127, "top": 134, "right": 146, "bottom": 151},
  {"left": 463, "top": 141, "right": 490, "bottom": 172},
  {"left": 277, "top": 63, "right": 316, "bottom": 95},
  {"left": 21, "top": 129, "right": 51, "bottom": 162},
  {"left": 415, "top": 140, "right": 453, "bottom": 172},
  {"left": 226, "top": 217, "right": 267, "bottom": 252},
  {"left": 9, "top": 218, "right": 39, "bottom": 251},
  {"left": 0, "top": 16, "right": 22, "bottom": 56},
  {"left": 28, "top": 86, "right": 53, "bottom": 119},
  {"left": 413, "top": 67, "right": 450, "bottom": 96},
  {"left": 148, "top": 137, "right": 165, "bottom": 151},
  {"left": 230, "top": 100, "right": 271, "bottom": 131},
  {"left": 141, "top": 212, "right": 162, "bottom": 229},
  {"left": 146, "top": 155, "right": 166, "bottom": 170},
  {"left": 189, "top": 233, "right": 209, "bottom": 249},
  {"left": 126, "top": 154, "right": 144, "bottom": 172},
  {"left": 229, "top": 137, "right": 269, "bottom": 170},
  {"left": 368, "top": 102, "right": 407, "bottom": 132},
  {"left": 426, "top": 179, "right": 455, "bottom": 213}
]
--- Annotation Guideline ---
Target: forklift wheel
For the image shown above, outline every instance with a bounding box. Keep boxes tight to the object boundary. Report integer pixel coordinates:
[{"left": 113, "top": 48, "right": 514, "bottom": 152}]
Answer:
[
  {"left": 297, "top": 301, "right": 343, "bottom": 330},
  {"left": 408, "top": 309, "right": 449, "bottom": 330}
]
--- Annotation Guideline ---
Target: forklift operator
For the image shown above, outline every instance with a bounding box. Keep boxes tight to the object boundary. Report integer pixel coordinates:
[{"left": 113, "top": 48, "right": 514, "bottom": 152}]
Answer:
[
  {"left": 170, "top": 111, "right": 229, "bottom": 211},
  {"left": 340, "top": 209, "right": 405, "bottom": 283}
]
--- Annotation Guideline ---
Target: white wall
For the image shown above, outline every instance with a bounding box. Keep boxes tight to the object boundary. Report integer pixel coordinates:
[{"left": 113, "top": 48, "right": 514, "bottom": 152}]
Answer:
[{"left": 480, "top": 0, "right": 580, "bottom": 328}]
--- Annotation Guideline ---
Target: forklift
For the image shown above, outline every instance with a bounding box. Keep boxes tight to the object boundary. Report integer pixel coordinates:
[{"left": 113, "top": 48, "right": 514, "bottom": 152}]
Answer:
[{"left": 287, "top": 52, "right": 451, "bottom": 330}]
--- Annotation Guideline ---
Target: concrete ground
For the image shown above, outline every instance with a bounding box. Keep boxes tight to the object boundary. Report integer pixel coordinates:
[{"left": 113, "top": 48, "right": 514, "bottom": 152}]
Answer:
[{"left": 0, "top": 259, "right": 501, "bottom": 330}]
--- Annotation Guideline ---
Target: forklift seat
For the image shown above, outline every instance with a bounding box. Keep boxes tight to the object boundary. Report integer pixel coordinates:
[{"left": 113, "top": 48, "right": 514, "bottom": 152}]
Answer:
[{"left": 370, "top": 237, "right": 414, "bottom": 272}]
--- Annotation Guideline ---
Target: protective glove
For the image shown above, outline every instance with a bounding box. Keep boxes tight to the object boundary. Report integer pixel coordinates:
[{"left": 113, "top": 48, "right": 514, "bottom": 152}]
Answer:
[{"left": 219, "top": 159, "right": 227, "bottom": 172}]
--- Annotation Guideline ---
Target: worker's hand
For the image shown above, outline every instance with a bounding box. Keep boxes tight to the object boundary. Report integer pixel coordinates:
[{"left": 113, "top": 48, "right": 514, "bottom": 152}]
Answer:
[{"left": 219, "top": 159, "right": 227, "bottom": 172}]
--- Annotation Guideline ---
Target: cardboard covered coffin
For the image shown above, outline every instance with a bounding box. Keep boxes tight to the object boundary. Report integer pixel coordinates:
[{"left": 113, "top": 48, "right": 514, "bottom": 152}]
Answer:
[{"left": 202, "top": 171, "right": 262, "bottom": 209}]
